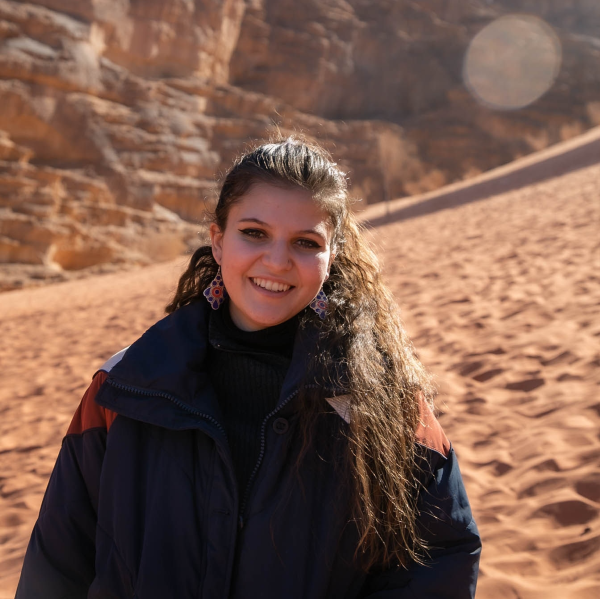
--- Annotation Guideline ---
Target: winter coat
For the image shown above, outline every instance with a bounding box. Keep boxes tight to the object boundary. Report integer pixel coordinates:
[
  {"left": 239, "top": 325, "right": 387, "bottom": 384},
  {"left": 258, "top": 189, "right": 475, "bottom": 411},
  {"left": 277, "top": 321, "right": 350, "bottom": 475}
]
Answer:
[{"left": 16, "top": 301, "right": 481, "bottom": 598}]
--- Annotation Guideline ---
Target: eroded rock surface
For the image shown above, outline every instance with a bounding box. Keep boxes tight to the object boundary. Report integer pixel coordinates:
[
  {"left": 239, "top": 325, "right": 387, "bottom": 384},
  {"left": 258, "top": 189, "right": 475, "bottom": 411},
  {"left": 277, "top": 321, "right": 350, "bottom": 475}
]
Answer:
[
  {"left": 231, "top": 0, "right": 600, "bottom": 183},
  {"left": 1, "top": 0, "right": 599, "bottom": 290}
]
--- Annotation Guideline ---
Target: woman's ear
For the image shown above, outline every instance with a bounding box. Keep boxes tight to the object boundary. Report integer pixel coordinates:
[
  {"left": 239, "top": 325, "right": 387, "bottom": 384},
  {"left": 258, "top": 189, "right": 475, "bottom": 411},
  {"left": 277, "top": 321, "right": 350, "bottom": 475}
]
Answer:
[{"left": 209, "top": 223, "right": 223, "bottom": 265}]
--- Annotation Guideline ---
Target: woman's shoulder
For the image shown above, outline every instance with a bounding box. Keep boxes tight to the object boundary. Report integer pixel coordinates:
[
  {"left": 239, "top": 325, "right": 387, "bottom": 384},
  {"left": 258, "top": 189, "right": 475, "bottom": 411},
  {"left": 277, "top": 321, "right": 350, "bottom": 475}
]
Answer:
[
  {"left": 325, "top": 391, "right": 451, "bottom": 459},
  {"left": 415, "top": 394, "right": 451, "bottom": 459},
  {"left": 97, "top": 347, "right": 129, "bottom": 374},
  {"left": 66, "top": 370, "right": 117, "bottom": 437},
  {"left": 99, "top": 301, "right": 210, "bottom": 380}
]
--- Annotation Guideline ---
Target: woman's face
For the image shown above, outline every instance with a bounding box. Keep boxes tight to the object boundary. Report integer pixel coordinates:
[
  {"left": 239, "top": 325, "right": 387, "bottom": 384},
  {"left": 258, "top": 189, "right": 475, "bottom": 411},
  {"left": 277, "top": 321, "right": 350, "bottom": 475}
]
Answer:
[{"left": 210, "top": 183, "right": 334, "bottom": 331}]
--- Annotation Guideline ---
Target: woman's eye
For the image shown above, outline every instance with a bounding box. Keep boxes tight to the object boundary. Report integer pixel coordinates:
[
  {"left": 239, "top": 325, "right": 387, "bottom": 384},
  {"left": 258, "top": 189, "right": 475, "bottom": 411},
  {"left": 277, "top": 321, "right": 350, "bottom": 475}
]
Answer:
[
  {"left": 240, "top": 228, "right": 266, "bottom": 239},
  {"left": 296, "top": 238, "right": 320, "bottom": 249}
]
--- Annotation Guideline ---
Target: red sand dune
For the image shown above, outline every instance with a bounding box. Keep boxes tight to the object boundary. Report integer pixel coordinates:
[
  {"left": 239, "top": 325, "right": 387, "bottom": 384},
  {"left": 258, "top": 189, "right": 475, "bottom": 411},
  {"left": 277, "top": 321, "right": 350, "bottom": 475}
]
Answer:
[{"left": 1, "top": 138, "right": 599, "bottom": 597}]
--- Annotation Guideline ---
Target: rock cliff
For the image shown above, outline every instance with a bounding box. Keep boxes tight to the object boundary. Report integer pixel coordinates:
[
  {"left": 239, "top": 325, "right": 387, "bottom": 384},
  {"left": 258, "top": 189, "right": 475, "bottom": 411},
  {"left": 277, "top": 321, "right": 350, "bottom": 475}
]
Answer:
[
  {"left": 1, "top": 0, "right": 598, "bottom": 289},
  {"left": 231, "top": 0, "right": 600, "bottom": 182}
]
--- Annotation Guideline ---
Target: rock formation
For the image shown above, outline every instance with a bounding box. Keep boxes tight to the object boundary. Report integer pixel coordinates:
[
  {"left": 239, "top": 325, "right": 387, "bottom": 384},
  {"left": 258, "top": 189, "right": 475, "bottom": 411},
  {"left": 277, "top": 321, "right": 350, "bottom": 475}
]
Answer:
[
  {"left": 1, "top": 0, "right": 599, "bottom": 290},
  {"left": 231, "top": 0, "right": 600, "bottom": 183}
]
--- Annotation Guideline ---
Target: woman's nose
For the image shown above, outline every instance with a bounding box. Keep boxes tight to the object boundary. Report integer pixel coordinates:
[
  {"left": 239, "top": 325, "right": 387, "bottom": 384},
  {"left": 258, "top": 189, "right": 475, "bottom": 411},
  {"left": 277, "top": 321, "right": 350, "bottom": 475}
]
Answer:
[{"left": 262, "top": 241, "right": 292, "bottom": 271}]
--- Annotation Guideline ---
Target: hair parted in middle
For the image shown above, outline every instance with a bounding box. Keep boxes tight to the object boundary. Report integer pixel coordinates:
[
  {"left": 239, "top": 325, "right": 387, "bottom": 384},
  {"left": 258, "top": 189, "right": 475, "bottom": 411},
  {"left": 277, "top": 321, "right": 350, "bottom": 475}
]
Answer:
[{"left": 167, "top": 136, "right": 436, "bottom": 571}]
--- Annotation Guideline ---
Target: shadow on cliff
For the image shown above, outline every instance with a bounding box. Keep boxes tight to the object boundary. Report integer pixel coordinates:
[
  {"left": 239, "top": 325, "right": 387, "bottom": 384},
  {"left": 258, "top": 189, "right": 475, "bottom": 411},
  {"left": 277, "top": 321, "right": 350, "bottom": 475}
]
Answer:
[{"left": 366, "top": 133, "right": 600, "bottom": 228}]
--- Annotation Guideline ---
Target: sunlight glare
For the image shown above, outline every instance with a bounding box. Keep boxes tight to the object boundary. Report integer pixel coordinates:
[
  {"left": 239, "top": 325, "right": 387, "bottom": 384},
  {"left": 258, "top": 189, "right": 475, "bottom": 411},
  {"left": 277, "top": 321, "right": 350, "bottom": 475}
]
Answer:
[{"left": 463, "top": 15, "right": 562, "bottom": 110}]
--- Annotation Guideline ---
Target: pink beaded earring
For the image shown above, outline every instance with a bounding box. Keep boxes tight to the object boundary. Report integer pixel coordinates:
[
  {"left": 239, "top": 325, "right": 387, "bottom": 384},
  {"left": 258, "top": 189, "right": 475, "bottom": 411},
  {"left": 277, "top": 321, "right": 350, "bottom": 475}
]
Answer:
[
  {"left": 203, "top": 267, "right": 227, "bottom": 310},
  {"left": 309, "top": 289, "right": 328, "bottom": 319}
]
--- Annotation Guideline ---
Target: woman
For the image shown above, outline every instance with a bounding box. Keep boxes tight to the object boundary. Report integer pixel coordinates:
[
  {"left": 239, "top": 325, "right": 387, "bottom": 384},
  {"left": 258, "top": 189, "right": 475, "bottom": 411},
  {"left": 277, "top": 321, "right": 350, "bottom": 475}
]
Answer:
[{"left": 17, "top": 138, "right": 481, "bottom": 598}]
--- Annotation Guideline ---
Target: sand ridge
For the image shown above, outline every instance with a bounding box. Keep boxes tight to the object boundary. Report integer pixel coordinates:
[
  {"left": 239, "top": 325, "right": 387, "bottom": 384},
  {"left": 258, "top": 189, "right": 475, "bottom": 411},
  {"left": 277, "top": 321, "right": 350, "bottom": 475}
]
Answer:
[{"left": 1, "top": 162, "right": 599, "bottom": 597}]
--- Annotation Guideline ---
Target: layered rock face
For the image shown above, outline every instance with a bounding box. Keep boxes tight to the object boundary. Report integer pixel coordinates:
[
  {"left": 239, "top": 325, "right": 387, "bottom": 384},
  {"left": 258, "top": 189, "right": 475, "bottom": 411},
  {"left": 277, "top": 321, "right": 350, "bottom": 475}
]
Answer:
[
  {"left": 1, "top": 0, "right": 598, "bottom": 289},
  {"left": 231, "top": 0, "right": 600, "bottom": 183}
]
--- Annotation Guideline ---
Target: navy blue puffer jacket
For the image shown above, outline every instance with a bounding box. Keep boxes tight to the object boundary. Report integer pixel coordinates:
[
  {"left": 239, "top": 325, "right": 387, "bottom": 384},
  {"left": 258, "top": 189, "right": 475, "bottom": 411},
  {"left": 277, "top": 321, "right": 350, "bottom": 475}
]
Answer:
[{"left": 16, "top": 301, "right": 481, "bottom": 598}]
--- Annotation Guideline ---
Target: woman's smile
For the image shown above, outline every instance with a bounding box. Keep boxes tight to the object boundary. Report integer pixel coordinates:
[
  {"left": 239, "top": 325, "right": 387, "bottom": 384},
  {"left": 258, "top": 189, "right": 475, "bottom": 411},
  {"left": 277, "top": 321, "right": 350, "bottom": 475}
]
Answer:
[{"left": 250, "top": 277, "right": 293, "bottom": 293}]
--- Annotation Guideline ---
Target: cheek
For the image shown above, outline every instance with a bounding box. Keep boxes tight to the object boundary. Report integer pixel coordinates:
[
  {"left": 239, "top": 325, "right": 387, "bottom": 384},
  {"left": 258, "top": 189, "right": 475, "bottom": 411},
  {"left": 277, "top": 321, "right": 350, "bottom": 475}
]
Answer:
[
  {"left": 221, "top": 238, "right": 255, "bottom": 270},
  {"left": 301, "top": 252, "right": 331, "bottom": 283}
]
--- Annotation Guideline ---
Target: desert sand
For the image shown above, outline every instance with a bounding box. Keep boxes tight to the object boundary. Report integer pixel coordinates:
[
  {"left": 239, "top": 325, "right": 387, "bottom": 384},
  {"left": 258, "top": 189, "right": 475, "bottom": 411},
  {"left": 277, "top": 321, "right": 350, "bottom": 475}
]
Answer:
[{"left": 1, "top": 158, "right": 599, "bottom": 597}]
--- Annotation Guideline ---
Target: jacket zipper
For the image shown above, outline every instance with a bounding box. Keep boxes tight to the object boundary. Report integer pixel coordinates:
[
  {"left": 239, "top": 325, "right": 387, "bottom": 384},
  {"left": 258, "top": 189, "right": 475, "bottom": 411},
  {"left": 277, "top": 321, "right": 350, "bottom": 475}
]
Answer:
[
  {"left": 237, "top": 388, "right": 300, "bottom": 529},
  {"left": 107, "top": 378, "right": 336, "bottom": 531},
  {"left": 106, "top": 379, "right": 228, "bottom": 441}
]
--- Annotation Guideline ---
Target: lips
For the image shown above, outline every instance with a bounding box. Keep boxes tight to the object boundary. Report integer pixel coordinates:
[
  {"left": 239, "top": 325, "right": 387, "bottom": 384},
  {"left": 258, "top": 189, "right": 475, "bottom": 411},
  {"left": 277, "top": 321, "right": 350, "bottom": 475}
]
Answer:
[{"left": 251, "top": 277, "right": 292, "bottom": 292}]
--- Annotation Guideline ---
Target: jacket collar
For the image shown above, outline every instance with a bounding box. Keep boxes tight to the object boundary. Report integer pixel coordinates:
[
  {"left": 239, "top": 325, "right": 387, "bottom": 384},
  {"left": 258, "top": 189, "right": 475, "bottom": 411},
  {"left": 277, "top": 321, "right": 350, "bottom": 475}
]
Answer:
[{"left": 94, "top": 301, "right": 343, "bottom": 432}]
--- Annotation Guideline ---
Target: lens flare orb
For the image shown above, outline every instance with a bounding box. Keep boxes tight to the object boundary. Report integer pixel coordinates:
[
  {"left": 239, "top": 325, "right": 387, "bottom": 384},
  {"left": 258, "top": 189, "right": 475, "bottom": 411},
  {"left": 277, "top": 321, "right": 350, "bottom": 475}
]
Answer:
[{"left": 463, "top": 15, "right": 562, "bottom": 111}]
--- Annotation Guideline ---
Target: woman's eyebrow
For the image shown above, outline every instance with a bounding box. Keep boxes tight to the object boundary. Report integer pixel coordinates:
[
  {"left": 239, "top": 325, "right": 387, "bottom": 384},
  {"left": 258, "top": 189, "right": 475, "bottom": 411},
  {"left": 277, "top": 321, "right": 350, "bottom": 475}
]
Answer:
[
  {"left": 238, "top": 217, "right": 268, "bottom": 226},
  {"left": 237, "top": 217, "right": 326, "bottom": 239},
  {"left": 298, "top": 228, "right": 326, "bottom": 239}
]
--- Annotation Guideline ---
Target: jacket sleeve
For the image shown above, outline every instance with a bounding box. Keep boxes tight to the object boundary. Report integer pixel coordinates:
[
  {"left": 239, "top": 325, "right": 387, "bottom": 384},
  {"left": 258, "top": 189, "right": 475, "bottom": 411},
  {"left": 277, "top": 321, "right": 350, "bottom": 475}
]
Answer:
[
  {"left": 15, "top": 371, "right": 115, "bottom": 599},
  {"left": 362, "top": 402, "right": 482, "bottom": 599}
]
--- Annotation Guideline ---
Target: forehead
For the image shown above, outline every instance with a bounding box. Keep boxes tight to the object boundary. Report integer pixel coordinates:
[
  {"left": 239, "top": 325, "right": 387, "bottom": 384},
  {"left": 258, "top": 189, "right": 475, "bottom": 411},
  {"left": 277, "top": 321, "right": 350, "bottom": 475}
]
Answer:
[{"left": 228, "top": 183, "right": 332, "bottom": 232}]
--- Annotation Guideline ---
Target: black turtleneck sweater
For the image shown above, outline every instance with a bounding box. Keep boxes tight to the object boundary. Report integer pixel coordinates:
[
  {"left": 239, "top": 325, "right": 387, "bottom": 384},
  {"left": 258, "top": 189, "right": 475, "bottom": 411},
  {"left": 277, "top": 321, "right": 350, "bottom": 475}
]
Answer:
[{"left": 207, "top": 303, "right": 299, "bottom": 496}]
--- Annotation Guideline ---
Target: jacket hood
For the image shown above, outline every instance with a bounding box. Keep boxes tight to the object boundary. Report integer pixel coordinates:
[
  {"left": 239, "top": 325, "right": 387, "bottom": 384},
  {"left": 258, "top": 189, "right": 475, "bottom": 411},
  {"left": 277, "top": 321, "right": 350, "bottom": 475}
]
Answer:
[{"left": 94, "top": 301, "right": 342, "bottom": 433}]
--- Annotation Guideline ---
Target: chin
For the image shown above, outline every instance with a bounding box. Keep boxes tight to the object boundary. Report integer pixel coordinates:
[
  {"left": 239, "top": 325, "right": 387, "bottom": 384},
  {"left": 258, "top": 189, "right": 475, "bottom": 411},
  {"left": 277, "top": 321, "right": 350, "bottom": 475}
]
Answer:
[
  {"left": 242, "top": 306, "right": 299, "bottom": 330},
  {"left": 255, "top": 312, "right": 293, "bottom": 328}
]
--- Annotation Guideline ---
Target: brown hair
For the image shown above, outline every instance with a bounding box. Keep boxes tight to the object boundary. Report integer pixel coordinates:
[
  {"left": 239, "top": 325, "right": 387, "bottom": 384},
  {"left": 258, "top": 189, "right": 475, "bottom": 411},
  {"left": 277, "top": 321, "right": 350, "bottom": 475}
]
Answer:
[{"left": 167, "top": 137, "right": 435, "bottom": 570}]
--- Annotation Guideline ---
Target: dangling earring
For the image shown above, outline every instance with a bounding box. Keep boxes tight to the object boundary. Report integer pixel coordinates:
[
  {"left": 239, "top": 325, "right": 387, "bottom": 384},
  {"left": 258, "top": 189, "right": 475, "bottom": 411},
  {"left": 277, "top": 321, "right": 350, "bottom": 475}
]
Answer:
[
  {"left": 203, "top": 267, "right": 227, "bottom": 310},
  {"left": 309, "top": 289, "right": 328, "bottom": 319}
]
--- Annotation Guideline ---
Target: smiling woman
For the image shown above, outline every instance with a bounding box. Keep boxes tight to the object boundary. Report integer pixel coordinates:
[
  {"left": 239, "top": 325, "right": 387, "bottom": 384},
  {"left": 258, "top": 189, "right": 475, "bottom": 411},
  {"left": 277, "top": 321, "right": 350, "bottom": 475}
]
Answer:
[
  {"left": 210, "top": 183, "right": 333, "bottom": 331},
  {"left": 16, "top": 138, "right": 481, "bottom": 598}
]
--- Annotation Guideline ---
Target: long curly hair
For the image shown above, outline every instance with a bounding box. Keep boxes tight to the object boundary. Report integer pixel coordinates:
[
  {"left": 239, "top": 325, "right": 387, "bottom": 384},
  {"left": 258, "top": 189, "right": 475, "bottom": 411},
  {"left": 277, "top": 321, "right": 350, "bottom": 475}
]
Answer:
[{"left": 166, "top": 137, "right": 435, "bottom": 571}]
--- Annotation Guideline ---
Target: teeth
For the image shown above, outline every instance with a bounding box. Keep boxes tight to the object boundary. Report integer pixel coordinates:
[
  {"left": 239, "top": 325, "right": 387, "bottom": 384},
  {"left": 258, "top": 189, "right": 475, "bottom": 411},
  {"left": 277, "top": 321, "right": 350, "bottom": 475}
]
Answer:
[{"left": 252, "top": 278, "right": 290, "bottom": 292}]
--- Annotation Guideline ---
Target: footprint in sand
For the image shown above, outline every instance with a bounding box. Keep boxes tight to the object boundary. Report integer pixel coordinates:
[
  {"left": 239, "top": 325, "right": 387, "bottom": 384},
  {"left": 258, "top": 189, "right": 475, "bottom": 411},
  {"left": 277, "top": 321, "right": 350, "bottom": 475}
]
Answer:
[
  {"left": 557, "top": 372, "right": 583, "bottom": 381},
  {"left": 478, "top": 460, "right": 513, "bottom": 476},
  {"left": 442, "top": 296, "right": 471, "bottom": 306},
  {"left": 575, "top": 477, "right": 600, "bottom": 503},
  {"left": 516, "top": 402, "right": 561, "bottom": 419},
  {"left": 548, "top": 535, "right": 600, "bottom": 567},
  {"left": 0, "top": 511, "right": 26, "bottom": 528},
  {"left": 540, "top": 350, "right": 579, "bottom": 366},
  {"left": 532, "top": 499, "right": 598, "bottom": 527},
  {"left": 456, "top": 361, "right": 485, "bottom": 376},
  {"left": 505, "top": 378, "right": 545, "bottom": 392},
  {"left": 517, "top": 477, "right": 567, "bottom": 499},
  {"left": 533, "top": 458, "right": 561, "bottom": 472},
  {"left": 464, "top": 396, "right": 489, "bottom": 415},
  {"left": 466, "top": 347, "right": 507, "bottom": 356},
  {"left": 587, "top": 403, "right": 600, "bottom": 417},
  {"left": 472, "top": 368, "right": 504, "bottom": 382}
]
